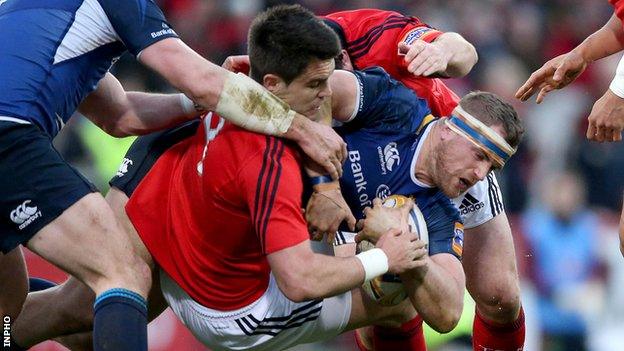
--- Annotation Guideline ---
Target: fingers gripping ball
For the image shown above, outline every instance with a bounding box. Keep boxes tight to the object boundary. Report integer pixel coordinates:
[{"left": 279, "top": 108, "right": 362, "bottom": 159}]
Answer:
[{"left": 358, "top": 195, "right": 428, "bottom": 306}]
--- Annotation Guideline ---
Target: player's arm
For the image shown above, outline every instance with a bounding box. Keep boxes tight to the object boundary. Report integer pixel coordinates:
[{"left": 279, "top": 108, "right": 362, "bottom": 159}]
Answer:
[
  {"left": 356, "top": 198, "right": 465, "bottom": 332},
  {"left": 401, "top": 253, "right": 465, "bottom": 332},
  {"left": 400, "top": 32, "right": 478, "bottom": 78},
  {"left": 78, "top": 73, "right": 201, "bottom": 137},
  {"left": 268, "top": 231, "right": 419, "bottom": 302},
  {"left": 516, "top": 13, "right": 624, "bottom": 103},
  {"left": 138, "top": 38, "right": 346, "bottom": 179},
  {"left": 98, "top": 0, "right": 345, "bottom": 177}
]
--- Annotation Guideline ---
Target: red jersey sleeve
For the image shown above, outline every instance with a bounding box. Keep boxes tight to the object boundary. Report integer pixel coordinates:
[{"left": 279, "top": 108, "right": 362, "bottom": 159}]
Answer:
[
  {"left": 323, "top": 9, "right": 442, "bottom": 76},
  {"left": 237, "top": 137, "right": 308, "bottom": 254},
  {"left": 611, "top": 0, "right": 624, "bottom": 24},
  {"left": 322, "top": 9, "right": 458, "bottom": 117}
]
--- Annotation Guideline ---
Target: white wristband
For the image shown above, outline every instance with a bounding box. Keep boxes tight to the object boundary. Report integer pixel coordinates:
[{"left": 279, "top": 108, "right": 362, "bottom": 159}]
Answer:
[
  {"left": 355, "top": 248, "right": 389, "bottom": 282},
  {"left": 215, "top": 71, "right": 295, "bottom": 136},
  {"left": 609, "top": 55, "right": 624, "bottom": 98}
]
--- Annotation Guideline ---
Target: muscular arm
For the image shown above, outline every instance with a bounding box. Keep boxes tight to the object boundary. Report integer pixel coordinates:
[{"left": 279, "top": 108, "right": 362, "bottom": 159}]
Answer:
[
  {"left": 401, "top": 253, "right": 465, "bottom": 333},
  {"left": 268, "top": 240, "right": 366, "bottom": 302},
  {"left": 139, "top": 38, "right": 346, "bottom": 179},
  {"left": 78, "top": 73, "right": 199, "bottom": 137}
]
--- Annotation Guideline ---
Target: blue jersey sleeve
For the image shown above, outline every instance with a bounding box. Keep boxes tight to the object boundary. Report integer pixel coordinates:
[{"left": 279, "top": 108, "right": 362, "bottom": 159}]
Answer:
[
  {"left": 98, "top": 0, "right": 178, "bottom": 57},
  {"left": 349, "top": 67, "right": 432, "bottom": 133},
  {"left": 420, "top": 196, "right": 464, "bottom": 261}
]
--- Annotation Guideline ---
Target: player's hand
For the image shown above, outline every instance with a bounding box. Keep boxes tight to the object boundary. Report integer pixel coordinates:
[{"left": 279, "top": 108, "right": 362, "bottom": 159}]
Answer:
[
  {"left": 586, "top": 89, "right": 624, "bottom": 142},
  {"left": 221, "top": 55, "right": 250, "bottom": 74},
  {"left": 286, "top": 115, "right": 346, "bottom": 180},
  {"left": 515, "top": 51, "right": 589, "bottom": 104},
  {"left": 306, "top": 185, "right": 356, "bottom": 242},
  {"left": 376, "top": 229, "right": 426, "bottom": 275},
  {"left": 355, "top": 198, "right": 412, "bottom": 244},
  {"left": 399, "top": 41, "right": 449, "bottom": 77}
]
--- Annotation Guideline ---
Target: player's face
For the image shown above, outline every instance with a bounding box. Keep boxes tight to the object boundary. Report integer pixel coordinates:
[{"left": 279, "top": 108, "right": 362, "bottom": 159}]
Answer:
[
  {"left": 434, "top": 124, "right": 504, "bottom": 197},
  {"left": 279, "top": 58, "right": 335, "bottom": 121}
]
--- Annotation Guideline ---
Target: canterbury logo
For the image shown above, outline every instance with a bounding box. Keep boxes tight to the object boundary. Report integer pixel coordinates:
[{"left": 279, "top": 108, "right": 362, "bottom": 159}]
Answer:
[
  {"left": 383, "top": 142, "right": 400, "bottom": 171},
  {"left": 10, "top": 200, "right": 42, "bottom": 230},
  {"left": 116, "top": 158, "right": 133, "bottom": 177}
]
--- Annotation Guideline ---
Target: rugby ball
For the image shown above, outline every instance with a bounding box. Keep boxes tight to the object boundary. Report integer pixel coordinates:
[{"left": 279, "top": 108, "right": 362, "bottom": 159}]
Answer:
[{"left": 358, "top": 195, "right": 428, "bottom": 306}]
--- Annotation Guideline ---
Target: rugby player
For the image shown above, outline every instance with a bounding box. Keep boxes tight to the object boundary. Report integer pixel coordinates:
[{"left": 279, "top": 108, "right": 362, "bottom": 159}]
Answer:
[
  {"left": 0, "top": 1, "right": 346, "bottom": 350},
  {"left": 226, "top": 9, "right": 527, "bottom": 350}
]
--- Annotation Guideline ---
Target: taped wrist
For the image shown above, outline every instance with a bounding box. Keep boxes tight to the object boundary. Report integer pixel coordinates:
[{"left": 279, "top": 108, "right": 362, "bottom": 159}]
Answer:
[
  {"left": 216, "top": 71, "right": 295, "bottom": 136},
  {"left": 356, "top": 248, "right": 389, "bottom": 282},
  {"left": 610, "top": 55, "right": 624, "bottom": 98}
]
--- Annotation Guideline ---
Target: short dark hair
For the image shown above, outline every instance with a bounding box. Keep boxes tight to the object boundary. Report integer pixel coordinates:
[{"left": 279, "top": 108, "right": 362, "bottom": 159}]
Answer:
[
  {"left": 248, "top": 4, "right": 341, "bottom": 84},
  {"left": 459, "top": 91, "right": 524, "bottom": 148}
]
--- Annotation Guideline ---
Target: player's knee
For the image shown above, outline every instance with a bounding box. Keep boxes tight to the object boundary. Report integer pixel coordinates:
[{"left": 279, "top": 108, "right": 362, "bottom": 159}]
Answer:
[{"left": 474, "top": 287, "right": 521, "bottom": 323}]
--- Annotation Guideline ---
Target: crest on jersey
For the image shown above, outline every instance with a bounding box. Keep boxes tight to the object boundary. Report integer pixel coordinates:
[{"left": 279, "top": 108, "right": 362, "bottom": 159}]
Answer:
[
  {"left": 452, "top": 222, "right": 464, "bottom": 257},
  {"left": 401, "top": 27, "right": 437, "bottom": 45}
]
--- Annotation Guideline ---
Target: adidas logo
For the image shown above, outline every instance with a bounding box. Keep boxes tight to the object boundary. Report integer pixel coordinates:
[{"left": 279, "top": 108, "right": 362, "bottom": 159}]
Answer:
[
  {"left": 10, "top": 200, "right": 42, "bottom": 230},
  {"left": 458, "top": 193, "right": 484, "bottom": 215}
]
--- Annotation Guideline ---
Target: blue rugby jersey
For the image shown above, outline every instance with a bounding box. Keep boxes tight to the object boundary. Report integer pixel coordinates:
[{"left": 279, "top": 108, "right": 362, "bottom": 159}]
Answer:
[
  {"left": 337, "top": 67, "right": 463, "bottom": 259},
  {"left": 0, "top": 0, "right": 178, "bottom": 137}
]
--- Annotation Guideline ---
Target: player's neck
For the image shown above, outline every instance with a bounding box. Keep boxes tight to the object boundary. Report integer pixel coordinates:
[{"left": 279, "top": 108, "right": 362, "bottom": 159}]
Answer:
[{"left": 413, "top": 124, "right": 437, "bottom": 186}]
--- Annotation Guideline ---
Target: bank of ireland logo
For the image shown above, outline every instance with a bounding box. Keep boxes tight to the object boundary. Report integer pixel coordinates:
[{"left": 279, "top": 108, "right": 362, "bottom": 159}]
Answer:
[
  {"left": 116, "top": 158, "right": 133, "bottom": 177},
  {"left": 376, "top": 184, "right": 391, "bottom": 200},
  {"left": 10, "top": 200, "right": 42, "bottom": 230},
  {"left": 383, "top": 142, "right": 400, "bottom": 172}
]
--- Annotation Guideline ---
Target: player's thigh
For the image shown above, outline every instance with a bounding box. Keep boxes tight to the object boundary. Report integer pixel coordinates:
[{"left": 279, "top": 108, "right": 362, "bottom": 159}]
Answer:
[
  {"left": 105, "top": 187, "right": 155, "bottom": 270},
  {"left": 0, "top": 125, "right": 150, "bottom": 294},
  {"left": 0, "top": 248, "right": 28, "bottom": 319},
  {"left": 462, "top": 213, "right": 520, "bottom": 316},
  {"left": 27, "top": 193, "right": 151, "bottom": 295}
]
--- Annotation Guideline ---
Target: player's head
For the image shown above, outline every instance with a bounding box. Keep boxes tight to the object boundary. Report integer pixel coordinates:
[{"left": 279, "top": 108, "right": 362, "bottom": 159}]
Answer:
[
  {"left": 432, "top": 91, "right": 523, "bottom": 197},
  {"left": 248, "top": 4, "right": 340, "bottom": 120}
]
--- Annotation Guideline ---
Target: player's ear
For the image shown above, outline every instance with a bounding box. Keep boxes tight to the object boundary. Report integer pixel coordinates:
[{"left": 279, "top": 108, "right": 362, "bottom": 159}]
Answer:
[
  {"left": 439, "top": 118, "right": 454, "bottom": 140},
  {"left": 339, "top": 49, "right": 353, "bottom": 71},
  {"left": 263, "top": 74, "right": 286, "bottom": 94}
]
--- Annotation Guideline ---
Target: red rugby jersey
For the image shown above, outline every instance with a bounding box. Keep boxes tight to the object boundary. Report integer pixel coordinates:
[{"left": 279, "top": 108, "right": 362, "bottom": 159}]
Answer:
[
  {"left": 126, "top": 120, "right": 308, "bottom": 310},
  {"left": 323, "top": 9, "right": 460, "bottom": 116}
]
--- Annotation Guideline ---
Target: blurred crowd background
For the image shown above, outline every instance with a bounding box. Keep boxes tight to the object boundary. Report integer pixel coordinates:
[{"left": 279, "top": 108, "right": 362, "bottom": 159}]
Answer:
[{"left": 30, "top": 0, "right": 624, "bottom": 350}]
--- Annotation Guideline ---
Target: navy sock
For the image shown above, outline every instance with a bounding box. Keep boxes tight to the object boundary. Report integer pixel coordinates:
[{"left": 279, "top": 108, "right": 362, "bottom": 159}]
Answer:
[
  {"left": 28, "top": 277, "right": 57, "bottom": 292},
  {"left": 93, "top": 288, "right": 147, "bottom": 351}
]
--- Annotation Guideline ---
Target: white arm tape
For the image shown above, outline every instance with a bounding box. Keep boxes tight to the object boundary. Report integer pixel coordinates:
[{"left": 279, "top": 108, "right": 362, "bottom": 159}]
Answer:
[
  {"left": 179, "top": 94, "right": 196, "bottom": 114},
  {"left": 355, "top": 248, "right": 389, "bottom": 282},
  {"left": 609, "top": 55, "right": 624, "bottom": 98},
  {"left": 215, "top": 71, "right": 296, "bottom": 136}
]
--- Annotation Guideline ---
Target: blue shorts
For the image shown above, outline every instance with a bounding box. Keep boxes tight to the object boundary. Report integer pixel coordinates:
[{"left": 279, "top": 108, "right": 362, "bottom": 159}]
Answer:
[
  {"left": 0, "top": 122, "right": 96, "bottom": 254},
  {"left": 109, "top": 119, "right": 200, "bottom": 197}
]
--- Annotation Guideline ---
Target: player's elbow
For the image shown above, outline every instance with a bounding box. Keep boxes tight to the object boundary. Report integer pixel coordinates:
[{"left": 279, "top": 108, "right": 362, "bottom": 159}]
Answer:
[
  {"left": 427, "top": 310, "right": 461, "bottom": 334},
  {"left": 273, "top": 269, "right": 319, "bottom": 302},
  {"left": 104, "top": 117, "right": 141, "bottom": 137}
]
